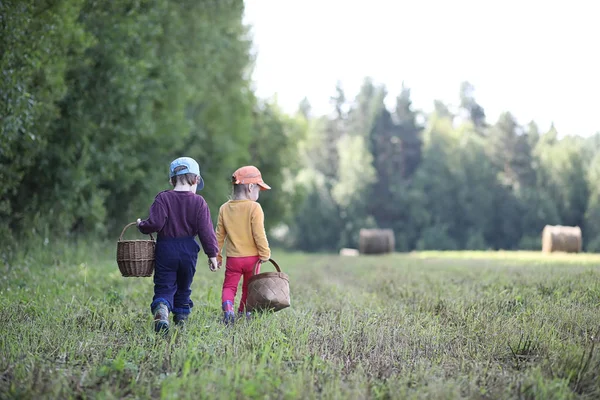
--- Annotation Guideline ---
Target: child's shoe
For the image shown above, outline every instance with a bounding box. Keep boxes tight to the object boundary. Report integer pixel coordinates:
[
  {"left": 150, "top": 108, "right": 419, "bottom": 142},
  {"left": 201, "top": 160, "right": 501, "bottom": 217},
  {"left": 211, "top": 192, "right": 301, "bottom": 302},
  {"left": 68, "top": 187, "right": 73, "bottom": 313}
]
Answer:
[
  {"left": 173, "top": 303, "right": 190, "bottom": 328},
  {"left": 152, "top": 303, "right": 170, "bottom": 333},
  {"left": 223, "top": 311, "right": 235, "bottom": 326},
  {"left": 174, "top": 313, "right": 188, "bottom": 328},
  {"left": 238, "top": 311, "right": 252, "bottom": 321},
  {"left": 222, "top": 300, "right": 235, "bottom": 326}
]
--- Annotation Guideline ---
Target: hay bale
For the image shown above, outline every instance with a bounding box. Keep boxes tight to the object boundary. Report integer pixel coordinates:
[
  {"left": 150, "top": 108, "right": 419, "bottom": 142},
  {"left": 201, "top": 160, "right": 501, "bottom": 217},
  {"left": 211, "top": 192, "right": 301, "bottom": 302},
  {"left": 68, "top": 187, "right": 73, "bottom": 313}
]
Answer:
[
  {"left": 541, "top": 225, "right": 582, "bottom": 253},
  {"left": 359, "top": 229, "right": 395, "bottom": 255},
  {"left": 339, "top": 248, "right": 359, "bottom": 257}
]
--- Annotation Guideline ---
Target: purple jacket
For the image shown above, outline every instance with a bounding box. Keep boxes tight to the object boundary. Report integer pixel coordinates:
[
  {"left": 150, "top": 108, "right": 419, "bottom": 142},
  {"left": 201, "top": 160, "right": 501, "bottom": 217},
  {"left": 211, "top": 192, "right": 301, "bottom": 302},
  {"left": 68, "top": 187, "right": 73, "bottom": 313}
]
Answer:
[{"left": 138, "top": 190, "right": 219, "bottom": 258}]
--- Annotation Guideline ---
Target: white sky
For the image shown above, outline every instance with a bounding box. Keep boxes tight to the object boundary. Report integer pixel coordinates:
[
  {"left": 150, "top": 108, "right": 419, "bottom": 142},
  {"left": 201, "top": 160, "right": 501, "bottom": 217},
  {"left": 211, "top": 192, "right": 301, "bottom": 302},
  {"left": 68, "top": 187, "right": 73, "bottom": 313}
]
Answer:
[{"left": 243, "top": 0, "right": 599, "bottom": 136}]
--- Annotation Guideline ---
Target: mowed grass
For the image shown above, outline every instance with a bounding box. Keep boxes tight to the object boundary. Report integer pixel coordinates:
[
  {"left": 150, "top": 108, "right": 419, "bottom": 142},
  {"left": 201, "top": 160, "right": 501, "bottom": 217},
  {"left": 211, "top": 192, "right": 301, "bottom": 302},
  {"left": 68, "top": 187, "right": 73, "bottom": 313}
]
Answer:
[{"left": 1, "top": 246, "right": 600, "bottom": 399}]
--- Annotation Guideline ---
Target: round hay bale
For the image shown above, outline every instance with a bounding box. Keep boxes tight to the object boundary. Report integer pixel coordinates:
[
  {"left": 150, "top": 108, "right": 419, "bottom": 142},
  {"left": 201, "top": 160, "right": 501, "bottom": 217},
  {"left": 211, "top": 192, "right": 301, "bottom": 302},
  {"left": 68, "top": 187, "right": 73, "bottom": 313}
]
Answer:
[
  {"left": 359, "top": 229, "right": 395, "bottom": 255},
  {"left": 541, "top": 225, "right": 582, "bottom": 253}
]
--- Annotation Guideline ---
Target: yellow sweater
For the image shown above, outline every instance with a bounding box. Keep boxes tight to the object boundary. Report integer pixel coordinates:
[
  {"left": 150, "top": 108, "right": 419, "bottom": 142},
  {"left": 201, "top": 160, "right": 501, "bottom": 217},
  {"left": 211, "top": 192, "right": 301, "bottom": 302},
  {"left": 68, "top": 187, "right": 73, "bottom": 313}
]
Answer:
[{"left": 215, "top": 200, "right": 271, "bottom": 262}]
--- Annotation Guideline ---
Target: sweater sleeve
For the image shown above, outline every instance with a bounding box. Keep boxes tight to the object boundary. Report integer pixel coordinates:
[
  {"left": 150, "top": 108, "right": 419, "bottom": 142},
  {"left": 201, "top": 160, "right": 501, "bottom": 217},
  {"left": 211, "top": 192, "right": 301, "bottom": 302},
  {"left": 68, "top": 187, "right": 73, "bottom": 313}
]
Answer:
[
  {"left": 251, "top": 203, "right": 271, "bottom": 261},
  {"left": 215, "top": 206, "right": 227, "bottom": 263},
  {"left": 196, "top": 197, "right": 219, "bottom": 258},
  {"left": 138, "top": 195, "right": 167, "bottom": 234}
]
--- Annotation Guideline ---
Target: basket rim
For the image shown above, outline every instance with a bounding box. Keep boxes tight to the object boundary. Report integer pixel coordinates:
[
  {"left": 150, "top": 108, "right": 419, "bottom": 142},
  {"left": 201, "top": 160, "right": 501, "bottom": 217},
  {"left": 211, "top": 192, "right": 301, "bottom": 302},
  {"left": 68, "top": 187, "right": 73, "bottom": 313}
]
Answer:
[
  {"left": 248, "top": 271, "right": 289, "bottom": 284},
  {"left": 119, "top": 222, "right": 156, "bottom": 242}
]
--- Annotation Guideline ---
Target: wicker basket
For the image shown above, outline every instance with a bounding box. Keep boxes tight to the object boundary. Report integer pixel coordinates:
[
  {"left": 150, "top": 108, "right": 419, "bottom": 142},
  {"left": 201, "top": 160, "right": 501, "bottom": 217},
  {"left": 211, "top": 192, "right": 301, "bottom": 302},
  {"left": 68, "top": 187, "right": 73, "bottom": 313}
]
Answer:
[
  {"left": 116, "top": 222, "right": 155, "bottom": 277},
  {"left": 246, "top": 258, "right": 290, "bottom": 312}
]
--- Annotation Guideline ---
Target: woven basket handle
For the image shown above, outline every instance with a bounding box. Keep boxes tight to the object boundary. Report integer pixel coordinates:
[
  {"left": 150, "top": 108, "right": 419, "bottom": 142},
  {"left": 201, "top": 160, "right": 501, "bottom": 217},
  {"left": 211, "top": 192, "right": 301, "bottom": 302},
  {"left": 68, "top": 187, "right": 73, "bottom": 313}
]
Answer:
[
  {"left": 119, "top": 222, "right": 155, "bottom": 241},
  {"left": 253, "top": 258, "right": 281, "bottom": 276}
]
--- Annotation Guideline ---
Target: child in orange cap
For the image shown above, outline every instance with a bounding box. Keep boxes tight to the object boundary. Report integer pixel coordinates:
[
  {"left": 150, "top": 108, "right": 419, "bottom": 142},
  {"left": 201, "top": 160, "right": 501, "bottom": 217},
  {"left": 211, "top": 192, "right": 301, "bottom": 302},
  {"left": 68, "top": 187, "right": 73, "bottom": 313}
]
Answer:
[{"left": 215, "top": 166, "right": 271, "bottom": 325}]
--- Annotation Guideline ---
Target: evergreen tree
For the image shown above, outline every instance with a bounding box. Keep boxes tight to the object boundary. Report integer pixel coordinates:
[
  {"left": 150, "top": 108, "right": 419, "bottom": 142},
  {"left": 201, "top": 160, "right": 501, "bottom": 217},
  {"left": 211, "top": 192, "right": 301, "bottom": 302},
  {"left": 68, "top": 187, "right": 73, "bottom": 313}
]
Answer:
[{"left": 459, "top": 81, "right": 486, "bottom": 129}]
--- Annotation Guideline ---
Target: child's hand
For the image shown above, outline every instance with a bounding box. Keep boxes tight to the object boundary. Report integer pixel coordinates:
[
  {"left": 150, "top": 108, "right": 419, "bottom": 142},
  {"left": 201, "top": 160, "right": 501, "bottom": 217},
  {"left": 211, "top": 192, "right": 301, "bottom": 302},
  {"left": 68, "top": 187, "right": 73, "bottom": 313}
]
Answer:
[
  {"left": 136, "top": 218, "right": 142, "bottom": 226},
  {"left": 208, "top": 257, "right": 220, "bottom": 272}
]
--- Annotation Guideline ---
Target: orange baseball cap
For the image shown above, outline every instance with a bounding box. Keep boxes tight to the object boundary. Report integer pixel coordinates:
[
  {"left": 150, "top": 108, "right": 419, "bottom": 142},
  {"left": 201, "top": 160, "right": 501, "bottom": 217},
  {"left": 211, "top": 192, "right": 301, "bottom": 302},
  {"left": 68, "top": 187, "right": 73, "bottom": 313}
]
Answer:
[{"left": 232, "top": 166, "right": 271, "bottom": 190}]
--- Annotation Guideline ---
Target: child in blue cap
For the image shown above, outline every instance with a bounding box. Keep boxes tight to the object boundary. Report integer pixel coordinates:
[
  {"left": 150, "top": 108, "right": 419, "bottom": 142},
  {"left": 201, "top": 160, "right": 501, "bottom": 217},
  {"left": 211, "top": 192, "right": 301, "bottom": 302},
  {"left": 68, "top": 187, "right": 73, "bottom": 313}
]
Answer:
[{"left": 137, "top": 157, "right": 220, "bottom": 332}]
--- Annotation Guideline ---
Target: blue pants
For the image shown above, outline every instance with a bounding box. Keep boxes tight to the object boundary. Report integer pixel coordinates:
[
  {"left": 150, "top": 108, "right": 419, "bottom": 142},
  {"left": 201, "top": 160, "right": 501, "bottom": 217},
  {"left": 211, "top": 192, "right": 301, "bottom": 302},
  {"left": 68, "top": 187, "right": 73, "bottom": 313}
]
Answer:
[{"left": 151, "top": 237, "right": 200, "bottom": 315}]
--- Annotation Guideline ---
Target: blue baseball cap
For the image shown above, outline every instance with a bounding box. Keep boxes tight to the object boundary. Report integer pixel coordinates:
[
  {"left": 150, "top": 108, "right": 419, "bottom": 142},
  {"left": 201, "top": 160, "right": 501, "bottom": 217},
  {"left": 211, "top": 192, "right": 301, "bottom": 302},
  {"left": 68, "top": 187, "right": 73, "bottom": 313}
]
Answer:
[{"left": 169, "top": 157, "right": 204, "bottom": 190}]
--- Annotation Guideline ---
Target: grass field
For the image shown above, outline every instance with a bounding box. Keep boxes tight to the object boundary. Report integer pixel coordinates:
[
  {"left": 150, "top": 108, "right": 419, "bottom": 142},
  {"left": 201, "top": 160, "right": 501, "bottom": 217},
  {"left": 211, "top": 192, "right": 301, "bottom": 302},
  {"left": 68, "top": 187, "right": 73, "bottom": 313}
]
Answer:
[{"left": 1, "top": 246, "right": 600, "bottom": 399}]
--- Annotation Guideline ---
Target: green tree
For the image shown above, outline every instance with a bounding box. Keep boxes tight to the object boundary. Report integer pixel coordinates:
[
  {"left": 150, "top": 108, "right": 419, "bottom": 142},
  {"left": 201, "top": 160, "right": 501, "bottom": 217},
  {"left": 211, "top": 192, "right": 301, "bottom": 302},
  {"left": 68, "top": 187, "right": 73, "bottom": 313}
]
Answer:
[
  {"left": 332, "top": 133, "right": 377, "bottom": 248},
  {"left": 2, "top": 0, "right": 270, "bottom": 247},
  {"left": 527, "top": 121, "right": 540, "bottom": 149},
  {"left": 411, "top": 112, "right": 461, "bottom": 248},
  {"left": 394, "top": 84, "right": 423, "bottom": 179},
  {"left": 246, "top": 100, "right": 306, "bottom": 233},
  {"left": 584, "top": 154, "right": 600, "bottom": 250},
  {"left": 459, "top": 81, "right": 486, "bottom": 129},
  {"left": 487, "top": 112, "right": 536, "bottom": 190},
  {"left": 364, "top": 83, "right": 424, "bottom": 249},
  {"left": 290, "top": 177, "right": 343, "bottom": 252},
  {"left": 310, "top": 83, "right": 347, "bottom": 187},
  {"left": 0, "top": 0, "right": 89, "bottom": 240},
  {"left": 535, "top": 134, "right": 588, "bottom": 228},
  {"left": 453, "top": 134, "right": 498, "bottom": 249}
]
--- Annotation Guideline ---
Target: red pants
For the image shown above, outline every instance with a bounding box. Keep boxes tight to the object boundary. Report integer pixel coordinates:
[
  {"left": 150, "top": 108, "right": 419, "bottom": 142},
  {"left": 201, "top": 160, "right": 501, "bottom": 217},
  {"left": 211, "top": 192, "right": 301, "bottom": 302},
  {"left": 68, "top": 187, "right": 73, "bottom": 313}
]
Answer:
[{"left": 222, "top": 256, "right": 260, "bottom": 313}]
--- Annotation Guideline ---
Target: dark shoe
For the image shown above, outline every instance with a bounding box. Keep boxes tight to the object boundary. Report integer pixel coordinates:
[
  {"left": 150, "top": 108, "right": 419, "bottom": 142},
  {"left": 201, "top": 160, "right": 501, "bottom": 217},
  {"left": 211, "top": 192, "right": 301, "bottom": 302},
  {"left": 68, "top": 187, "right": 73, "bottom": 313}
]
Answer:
[
  {"left": 152, "top": 303, "right": 170, "bottom": 333},
  {"left": 174, "top": 313, "right": 188, "bottom": 327},
  {"left": 238, "top": 311, "right": 252, "bottom": 321},
  {"left": 223, "top": 311, "right": 235, "bottom": 326},
  {"left": 222, "top": 300, "right": 235, "bottom": 326}
]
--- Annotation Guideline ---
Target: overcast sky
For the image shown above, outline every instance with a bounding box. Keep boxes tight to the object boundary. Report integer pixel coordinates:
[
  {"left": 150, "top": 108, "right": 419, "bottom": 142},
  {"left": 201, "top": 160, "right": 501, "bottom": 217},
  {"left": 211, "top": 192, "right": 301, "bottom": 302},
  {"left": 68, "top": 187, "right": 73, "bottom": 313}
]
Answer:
[{"left": 244, "top": 0, "right": 599, "bottom": 136}]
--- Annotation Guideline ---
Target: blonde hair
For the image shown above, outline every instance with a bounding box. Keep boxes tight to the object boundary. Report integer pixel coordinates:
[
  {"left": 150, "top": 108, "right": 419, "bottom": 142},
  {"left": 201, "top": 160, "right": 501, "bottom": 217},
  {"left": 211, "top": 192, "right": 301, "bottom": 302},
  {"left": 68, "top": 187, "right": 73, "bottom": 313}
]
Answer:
[{"left": 230, "top": 172, "right": 259, "bottom": 200}]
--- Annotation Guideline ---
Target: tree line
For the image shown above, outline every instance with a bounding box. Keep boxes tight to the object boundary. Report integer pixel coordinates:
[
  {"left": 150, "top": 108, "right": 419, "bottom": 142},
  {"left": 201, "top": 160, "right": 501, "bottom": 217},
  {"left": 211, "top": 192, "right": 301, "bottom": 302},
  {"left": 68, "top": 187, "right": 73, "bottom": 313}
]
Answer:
[
  {"left": 2, "top": 1, "right": 599, "bottom": 256},
  {"left": 290, "top": 80, "right": 600, "bottom": 252}
]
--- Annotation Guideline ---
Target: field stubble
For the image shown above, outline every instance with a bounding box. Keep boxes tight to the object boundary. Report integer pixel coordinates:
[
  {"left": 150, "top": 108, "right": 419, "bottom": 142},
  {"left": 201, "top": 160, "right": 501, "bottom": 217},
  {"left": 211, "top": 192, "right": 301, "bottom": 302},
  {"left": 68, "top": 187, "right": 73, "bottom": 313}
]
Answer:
[{"left": 1, "top": 247, "right": 599, "bottom": 399}]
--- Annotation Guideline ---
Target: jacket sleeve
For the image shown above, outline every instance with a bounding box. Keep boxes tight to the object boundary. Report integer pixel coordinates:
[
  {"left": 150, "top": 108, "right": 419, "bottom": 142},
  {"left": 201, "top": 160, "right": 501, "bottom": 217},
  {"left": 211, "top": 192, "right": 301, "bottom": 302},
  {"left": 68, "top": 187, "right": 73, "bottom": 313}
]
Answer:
[
  {"left": 196, "top": 197, "right": 219, "bottom": 258},
  {"left": 251, "top": 203, "right": 271, "bottom": 261},
  {"left": 138, "top": 195, "right": 167, "bottom": 234},
  {"left": 215, "top": 206, "right": 227, "bottom": 263}
]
